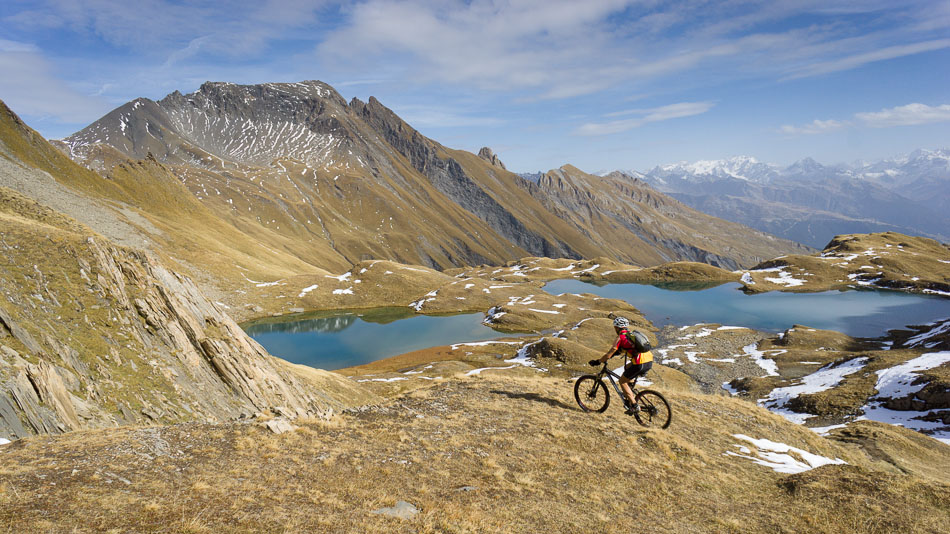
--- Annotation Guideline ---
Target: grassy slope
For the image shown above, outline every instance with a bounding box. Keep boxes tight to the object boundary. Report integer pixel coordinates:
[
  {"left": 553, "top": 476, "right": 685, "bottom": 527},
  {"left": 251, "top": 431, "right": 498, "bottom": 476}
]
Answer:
[
  {"left": 0, "top": 374, "right": 947, "bottom": 533},
  {"left": 0, "top": 185, "right": 377, "bottom": 432},
  {"left": 443, "top": 148, "right": 609, "bottom": 260}
]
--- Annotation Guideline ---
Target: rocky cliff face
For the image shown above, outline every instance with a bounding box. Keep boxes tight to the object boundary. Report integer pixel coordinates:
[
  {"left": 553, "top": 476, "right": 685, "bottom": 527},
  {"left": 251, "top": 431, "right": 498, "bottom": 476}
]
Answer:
[{"left": 0, "top": 187, "right": 373, "bottom": 440}]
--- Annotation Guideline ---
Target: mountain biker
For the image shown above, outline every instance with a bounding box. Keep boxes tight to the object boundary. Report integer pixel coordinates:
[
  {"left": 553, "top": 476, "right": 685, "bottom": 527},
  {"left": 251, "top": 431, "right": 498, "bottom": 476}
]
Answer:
[{"left": 589, "top": 316, "right": 654, "bottom": 415}]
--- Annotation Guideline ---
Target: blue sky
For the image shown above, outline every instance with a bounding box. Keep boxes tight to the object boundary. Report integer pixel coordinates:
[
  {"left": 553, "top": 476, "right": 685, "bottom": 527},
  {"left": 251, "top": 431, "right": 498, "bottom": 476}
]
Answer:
[{"left": 2, "top": 0, "right": 949, "bottom": 172}]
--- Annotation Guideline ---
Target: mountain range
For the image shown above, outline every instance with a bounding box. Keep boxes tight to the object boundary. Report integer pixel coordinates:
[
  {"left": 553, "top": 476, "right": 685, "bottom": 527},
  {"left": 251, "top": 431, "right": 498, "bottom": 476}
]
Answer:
[
  {"left": 615, "top": 152, "right": 950, "bottom": 248},
  {"left": 48, "top": 81, "right": 806, "bottom": 293}
]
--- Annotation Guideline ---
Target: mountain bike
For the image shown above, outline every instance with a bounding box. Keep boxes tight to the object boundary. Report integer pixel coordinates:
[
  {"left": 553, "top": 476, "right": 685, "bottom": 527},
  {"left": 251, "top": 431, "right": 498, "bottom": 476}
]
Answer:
[{"left": 574, "top": 360, "right": 672, "bottom": 429}]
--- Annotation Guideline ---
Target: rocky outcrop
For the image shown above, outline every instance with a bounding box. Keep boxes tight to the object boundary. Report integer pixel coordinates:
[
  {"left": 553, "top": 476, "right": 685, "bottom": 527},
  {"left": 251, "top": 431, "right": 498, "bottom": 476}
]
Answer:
[
  {"left": 478, "top": 147, "right": 506, "bottom": 169},
  {"left": 0, "top": 188, "right": 374, "bottom": 439}
]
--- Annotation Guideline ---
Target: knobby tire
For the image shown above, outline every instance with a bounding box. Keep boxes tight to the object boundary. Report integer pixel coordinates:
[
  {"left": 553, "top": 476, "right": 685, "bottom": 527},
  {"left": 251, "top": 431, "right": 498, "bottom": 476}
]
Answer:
[
  {"left": 574, "top": 375, "right": 610, "bottom": 413},
  {"left": 634, "top": 389, "right": 672, "bottom": 429}
]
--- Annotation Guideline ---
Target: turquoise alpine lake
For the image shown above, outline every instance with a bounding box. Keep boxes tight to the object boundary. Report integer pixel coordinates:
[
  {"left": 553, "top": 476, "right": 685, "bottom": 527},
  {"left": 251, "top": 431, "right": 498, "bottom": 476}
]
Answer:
[
  {"left": 544, "top": 280, "right": 950, "bottom": 337},
  {"left": 245, "top": 282, "right": 950, "bottom": 371},
  {"left": 243, "top": 307, "right": 519, "bottom": 371}
]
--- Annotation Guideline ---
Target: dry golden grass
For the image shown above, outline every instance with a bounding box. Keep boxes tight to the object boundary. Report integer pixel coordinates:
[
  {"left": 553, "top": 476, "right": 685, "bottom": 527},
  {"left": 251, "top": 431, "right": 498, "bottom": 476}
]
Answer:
[{"left": 1, "top": 373, "right": 947, "bottom": 533}]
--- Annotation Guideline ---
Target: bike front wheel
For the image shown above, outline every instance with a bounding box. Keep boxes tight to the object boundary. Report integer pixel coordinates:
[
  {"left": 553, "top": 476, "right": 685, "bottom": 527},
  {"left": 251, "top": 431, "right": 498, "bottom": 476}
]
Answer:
[
  {"left": 634, "top": 390, "right": 671, "bottom": 429},
  {"left": 574, "top": 375, "right": 610, "bottom": 413}
]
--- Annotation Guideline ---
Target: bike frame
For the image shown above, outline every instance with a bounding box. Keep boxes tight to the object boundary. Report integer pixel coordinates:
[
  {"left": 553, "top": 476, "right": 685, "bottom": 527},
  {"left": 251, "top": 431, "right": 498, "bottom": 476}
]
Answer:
[{"left": 594, "top": 359, "right": 641, "bottom": 405}]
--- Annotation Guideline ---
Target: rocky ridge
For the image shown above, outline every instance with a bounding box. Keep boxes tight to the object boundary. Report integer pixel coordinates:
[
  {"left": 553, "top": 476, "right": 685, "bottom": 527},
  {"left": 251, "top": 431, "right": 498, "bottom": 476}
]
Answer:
[{"left": 0, "top": 186, "right": 373, "bottom": 440}]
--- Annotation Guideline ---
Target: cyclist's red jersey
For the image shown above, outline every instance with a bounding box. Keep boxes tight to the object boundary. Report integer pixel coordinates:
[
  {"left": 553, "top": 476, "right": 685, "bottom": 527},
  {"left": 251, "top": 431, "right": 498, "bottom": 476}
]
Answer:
[{"left": 613, "top": 329, "right": 654, "bottom": 365}]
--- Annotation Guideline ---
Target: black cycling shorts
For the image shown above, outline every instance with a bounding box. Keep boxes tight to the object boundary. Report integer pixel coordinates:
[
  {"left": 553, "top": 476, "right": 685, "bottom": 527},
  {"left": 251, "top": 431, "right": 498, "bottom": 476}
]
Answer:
[{"left": 622, "top": 360, "right": 652, "bottom": 380}]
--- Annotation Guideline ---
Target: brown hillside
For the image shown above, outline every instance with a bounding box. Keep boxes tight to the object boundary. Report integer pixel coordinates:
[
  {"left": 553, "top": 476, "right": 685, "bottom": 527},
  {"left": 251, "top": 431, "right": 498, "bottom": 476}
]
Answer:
[{"left": 1, "top": 374, "right": 947, "bottom": 533}]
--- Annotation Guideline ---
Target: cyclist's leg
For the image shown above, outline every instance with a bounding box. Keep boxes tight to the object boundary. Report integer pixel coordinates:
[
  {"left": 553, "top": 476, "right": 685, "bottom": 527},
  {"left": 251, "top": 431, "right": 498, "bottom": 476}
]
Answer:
[{"left": 618, "top": 374, "right": 638, "bottom": 407}]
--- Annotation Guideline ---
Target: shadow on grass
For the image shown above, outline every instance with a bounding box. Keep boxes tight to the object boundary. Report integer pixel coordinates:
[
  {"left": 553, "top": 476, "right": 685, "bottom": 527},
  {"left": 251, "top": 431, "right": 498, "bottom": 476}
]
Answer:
[{"left": 490, "top": 389, "right": 577, "bottom": 411}]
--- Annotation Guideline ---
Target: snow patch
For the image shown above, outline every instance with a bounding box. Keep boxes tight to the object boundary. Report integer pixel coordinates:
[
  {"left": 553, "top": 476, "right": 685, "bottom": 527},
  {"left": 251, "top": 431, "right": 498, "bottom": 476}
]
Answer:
[
  {"left": 904, "top": 319, "right": 950, "bottom": 348},
  {"left": 726, "top": 435, "right": 846, "bottom": 474},
  {"left": 466, "top": 364, "right": 518, "bottom": 376},
  {"left": 298, "top": 284, "right": 319, "bottom": 298},
  {"left": 763, "top": 270, "right": 807, "bottom": 287},
  {"left": 759, "top": 357, "right": 868, "bottom": 423},
  {"left": 809, "top": 424, "right": 848, "bottom": 436},
  {"left": 872, "top": 352, "right": 950, "bottom": 399},
  {"left": 738, "top": 344, "right": 781, "bottom": 376},
  {"left": 357, "top": 377, "right": 408, "bottom": 383},
  {"left": 857, "top": 352, "right": 950, "bottom": 444},
  {"left": 722, "top": 382, "right": 741, "bottom": 396}
]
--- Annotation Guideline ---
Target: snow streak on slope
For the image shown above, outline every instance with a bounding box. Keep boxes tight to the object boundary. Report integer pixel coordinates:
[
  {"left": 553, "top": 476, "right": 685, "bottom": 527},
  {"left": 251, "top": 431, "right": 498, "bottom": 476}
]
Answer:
[
  {"left": 859, "top": 352, "right": 950, "bottom": 444},
  {"left": 164, "top": 107, "right": 345, "bottom": 167}
]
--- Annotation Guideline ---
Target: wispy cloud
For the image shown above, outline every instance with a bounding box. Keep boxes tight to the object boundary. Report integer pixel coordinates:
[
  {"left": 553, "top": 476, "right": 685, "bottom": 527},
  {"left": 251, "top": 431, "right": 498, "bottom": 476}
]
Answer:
[
  {"left": 856, "top": 103, "right": 950, "bottom": 127},
  {"left": 576, "top": 102, "right": 715, "bottom": 136},
  {"left": 784, "top": 39, "right": 950, "bottom": 79},
  {"left": 779, "top": 119, "right": 847, "bottom": 135},
  {"left": 335, "top": 79, "right": 385, "bottom": 88},
  {"left": 317, "top": 0, "right": 631, "bottom": 96},
  {"left": 779, "top": 103, "right": 950, "bottom": 135},
  {"left": 316, "top": 0, "right": 950, "bottom": 102},
  {"left": 4, "top": 0, "right": 330, "bottom": 57},
  {"left": 0, "top": 39, "right": 40, "bottom": 53},
  {"left": 5, "top": 1, "right": 947, "bottom": 105}
]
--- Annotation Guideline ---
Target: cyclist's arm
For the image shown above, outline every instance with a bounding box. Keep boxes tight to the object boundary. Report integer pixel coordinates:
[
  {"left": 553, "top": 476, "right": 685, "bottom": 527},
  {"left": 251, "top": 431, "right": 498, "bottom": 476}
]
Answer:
[{"left": 595, "top": 337, "right": 623, "bottom": 364}]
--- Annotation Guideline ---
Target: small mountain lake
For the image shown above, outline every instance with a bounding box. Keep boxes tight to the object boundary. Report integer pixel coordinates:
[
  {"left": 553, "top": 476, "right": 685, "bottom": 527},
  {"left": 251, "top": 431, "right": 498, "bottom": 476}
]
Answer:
[
  {"left": 245, "top": 282, "right": 950, "bottom": 371},
  {"left": 243, "top": 307, "right": 519, "bottom": 371}
]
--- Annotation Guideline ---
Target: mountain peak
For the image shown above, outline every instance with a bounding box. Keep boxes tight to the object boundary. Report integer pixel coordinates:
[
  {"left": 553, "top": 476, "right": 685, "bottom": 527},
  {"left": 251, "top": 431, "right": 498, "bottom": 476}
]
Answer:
[
  {"left": 783, "top": 157, "right": 825, "bottom": 175},
  {"left": 66, "top": 80, "right": 357, "bottom": 166}
]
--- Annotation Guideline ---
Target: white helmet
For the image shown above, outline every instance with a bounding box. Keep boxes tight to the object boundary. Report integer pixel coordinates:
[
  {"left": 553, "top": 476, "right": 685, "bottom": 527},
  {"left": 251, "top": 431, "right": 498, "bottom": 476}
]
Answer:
[{"left": 613, "top": 316, "right": 629, "bottom": 328}]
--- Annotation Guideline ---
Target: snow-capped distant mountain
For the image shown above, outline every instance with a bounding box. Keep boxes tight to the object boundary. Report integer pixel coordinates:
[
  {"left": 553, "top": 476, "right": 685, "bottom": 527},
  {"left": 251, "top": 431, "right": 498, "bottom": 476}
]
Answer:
[
  {"left": 648, "top": 156, "right": 780, "bottom": 184},
  {"left": 628, "top": 151, "right": 950, "bottom": 248},
  {"left": 857, "top": 149, "right": 950, "bottom": 198}
]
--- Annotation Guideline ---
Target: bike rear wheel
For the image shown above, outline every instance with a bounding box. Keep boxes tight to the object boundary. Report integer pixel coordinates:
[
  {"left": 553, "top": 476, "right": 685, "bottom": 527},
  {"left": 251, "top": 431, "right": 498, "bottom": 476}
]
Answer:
[
  {"left": 634, "top": 390, "right": 671, "bottom": 429},
  {"left": 574, "top": 376, "right": 610, "bottom": 413}
]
